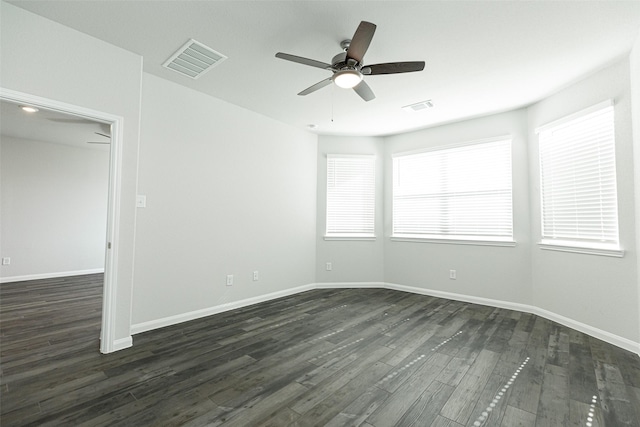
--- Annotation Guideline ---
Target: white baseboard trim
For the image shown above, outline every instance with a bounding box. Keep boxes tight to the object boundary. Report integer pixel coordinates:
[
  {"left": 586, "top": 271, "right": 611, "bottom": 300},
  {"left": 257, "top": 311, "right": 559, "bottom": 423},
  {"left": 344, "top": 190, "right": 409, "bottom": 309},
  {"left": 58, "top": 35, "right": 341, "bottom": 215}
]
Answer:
[
  {"left": 386, "top": 282, "right": 533, "bottom": 313},
  {"left": 110, "top": 336, "right": 133, "bottom": 352},
  {"left": 530, "top": 306, "right": 640, "bottom": 356},
  {"left": 130, "top": 283, "right": 316, "bottom": 335},
  {"left": 128, "top": 280, "right": 640, "bottom": 356},
  {"left": 385, "top": 282, "right": 640, "bottom": 356},
  {"left": 315, "top": 282, "right": 387, "bottom": 289},
  {"left": 0, "top": 268, "right": 105, "bottom": 284}
]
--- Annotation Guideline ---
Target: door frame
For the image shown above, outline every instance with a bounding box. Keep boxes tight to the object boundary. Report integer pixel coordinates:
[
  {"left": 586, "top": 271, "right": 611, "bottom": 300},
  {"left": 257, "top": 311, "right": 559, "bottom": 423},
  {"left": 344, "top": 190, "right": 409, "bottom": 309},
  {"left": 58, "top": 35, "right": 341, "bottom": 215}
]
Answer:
[{"left": 0, "top": 88, "right": 124, "bottom": 354}]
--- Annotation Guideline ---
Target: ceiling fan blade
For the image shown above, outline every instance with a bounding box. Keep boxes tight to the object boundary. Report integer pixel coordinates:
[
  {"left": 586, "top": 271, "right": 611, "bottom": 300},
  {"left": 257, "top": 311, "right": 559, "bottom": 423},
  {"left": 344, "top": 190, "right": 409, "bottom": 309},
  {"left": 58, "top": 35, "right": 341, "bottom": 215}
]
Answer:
[
  {"left": 346, "top": 21, "right": 376, "bottom": 63},
  {"left": 276, "top": 52, "right": 332, "bottom": 70},
  {"left": 362, "top": 61, "right": 425, "bottom": 75},
  {"left": 353, "top": 80, "right": 375, "bottom": 102},
  {"left": 47, "top": 118, "right": 94, "bottom": 124},
  {"left": 298, "top": 77, "right": 333, "bottom": 96}
]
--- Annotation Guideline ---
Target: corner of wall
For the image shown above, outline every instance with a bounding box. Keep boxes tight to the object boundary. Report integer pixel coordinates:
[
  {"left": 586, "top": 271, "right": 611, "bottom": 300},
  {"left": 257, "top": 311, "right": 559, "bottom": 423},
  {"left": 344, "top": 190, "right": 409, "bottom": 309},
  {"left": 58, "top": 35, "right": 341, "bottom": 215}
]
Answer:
[{"left": 629, "top": 28, "right": 640, "bottom": 349}]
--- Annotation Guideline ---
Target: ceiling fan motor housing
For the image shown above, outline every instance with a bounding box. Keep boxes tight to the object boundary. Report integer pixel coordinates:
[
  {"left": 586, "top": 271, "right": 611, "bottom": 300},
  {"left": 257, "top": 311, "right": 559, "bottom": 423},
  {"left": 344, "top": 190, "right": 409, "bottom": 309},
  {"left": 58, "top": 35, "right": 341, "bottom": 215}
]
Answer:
[{"left": 332, "top": 51, "right": 357, "bottom": 71}]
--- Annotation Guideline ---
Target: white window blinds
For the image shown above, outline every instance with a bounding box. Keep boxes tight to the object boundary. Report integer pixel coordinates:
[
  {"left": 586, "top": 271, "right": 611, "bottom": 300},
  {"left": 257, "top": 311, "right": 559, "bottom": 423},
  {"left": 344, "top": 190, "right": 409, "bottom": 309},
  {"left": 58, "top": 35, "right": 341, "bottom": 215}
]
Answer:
[
  {"left": 326, "top": 154, "right": 375, "bottom": 238},
  {"left": 537, "top": 101, "right": 619, "bottom": 249},
  {"left": 392, "top": 138, "right": 513, "bottom": 242}
]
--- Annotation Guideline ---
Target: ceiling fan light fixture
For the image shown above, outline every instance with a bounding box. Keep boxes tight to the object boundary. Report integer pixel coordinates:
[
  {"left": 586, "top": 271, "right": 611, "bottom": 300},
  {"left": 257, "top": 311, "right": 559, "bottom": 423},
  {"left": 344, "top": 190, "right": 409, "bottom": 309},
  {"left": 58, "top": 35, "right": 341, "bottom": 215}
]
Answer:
[{"left": 332, "top": 69, "right": 363, "bottom": 89}]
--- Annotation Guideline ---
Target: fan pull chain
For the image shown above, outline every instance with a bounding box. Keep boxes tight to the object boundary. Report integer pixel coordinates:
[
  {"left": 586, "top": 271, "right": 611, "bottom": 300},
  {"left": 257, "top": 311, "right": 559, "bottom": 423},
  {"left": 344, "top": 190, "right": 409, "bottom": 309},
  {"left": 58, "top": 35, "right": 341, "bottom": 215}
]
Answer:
[{"left": 331, "top": 84, "right": 334, "bottom": 122}]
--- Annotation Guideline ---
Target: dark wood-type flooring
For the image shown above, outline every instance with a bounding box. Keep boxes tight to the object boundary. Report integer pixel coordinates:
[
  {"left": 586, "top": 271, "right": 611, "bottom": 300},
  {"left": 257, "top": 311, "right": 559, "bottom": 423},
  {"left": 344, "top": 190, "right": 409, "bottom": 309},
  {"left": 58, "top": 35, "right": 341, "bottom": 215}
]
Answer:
[{"left": 1, "top": 274, "right": 640, "bottom": 426}]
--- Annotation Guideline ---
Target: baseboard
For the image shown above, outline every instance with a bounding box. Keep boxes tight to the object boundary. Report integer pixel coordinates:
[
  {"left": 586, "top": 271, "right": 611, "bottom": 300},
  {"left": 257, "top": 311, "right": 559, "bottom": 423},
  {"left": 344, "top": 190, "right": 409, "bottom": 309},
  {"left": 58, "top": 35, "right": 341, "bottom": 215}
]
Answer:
[
  {"left": 530, "top": 306, "right": 640, "bottom": 356},
  {"left": 385, "top": 282, "right": 533, "bottom": 313},
  {"left": 0, "top": 268, "right": 105, "bottom": 284},
  {"left": 385, "top": 282, "right": 640, "bottom": 356},
  {"left": 315, "top": 282, "right": 387, "bottom": 289},
  {"left": 130, "top": 283, "right": 317, "bottom": 335},
  {"left": 128, "top": 280, "right": 640, "bottom": 356},
  {"left": 111, "top": 336, "right": 133, "bottom": 352}
]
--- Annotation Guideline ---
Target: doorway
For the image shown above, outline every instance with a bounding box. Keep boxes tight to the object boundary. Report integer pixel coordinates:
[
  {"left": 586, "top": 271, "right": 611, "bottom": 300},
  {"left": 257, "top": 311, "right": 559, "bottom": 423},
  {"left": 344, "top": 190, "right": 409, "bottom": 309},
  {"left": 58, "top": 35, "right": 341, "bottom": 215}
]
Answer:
[{"left": 0, "top": 88, "right": 123, "bottom": 353}]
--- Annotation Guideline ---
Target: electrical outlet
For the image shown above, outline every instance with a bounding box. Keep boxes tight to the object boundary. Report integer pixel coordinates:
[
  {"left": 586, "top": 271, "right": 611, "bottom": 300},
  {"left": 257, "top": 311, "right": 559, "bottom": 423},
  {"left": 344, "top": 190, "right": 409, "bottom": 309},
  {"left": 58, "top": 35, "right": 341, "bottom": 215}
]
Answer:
[
  {"left": 136, "top": 195, "right": 147, "bottom": 208},
  {"left": 449, "top": 269, "right": 457, "bottom": 280},
  {"left": 226, "top": 274, "right": 233, "bottom": 286},
  {"left": 2, "top": 257, "right": 10, "bottom": 265},
  {"left": 326, "top": 262, "right": 332, "bottom": 271},
  {"left": 253, "top": 271, "right": 259, "bottom": 281}
]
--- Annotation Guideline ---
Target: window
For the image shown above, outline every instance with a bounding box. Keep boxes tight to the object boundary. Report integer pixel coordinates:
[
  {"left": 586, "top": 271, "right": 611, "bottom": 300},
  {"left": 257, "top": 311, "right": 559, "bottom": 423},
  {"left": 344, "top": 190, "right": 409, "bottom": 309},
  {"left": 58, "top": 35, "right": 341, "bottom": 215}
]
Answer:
[
  {"left": 325, "top": 154, "right": 375, "bottom": 239},
  {"left": 392, "top": 138, "right": 513, "bottom": 244},
  {"left": 537, "top": 101, "right": 621, "bottom": 255}
]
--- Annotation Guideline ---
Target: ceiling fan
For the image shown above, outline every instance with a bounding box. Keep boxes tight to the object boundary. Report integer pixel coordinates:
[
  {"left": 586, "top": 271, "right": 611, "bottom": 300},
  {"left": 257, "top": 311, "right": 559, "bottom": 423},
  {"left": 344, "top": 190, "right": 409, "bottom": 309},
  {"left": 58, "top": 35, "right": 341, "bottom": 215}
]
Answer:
[
  {"left": 275, "top": 21, "right": 425, "bottom": 102},
  {"left": 87, "top": 131, "right": 111, "bottom": 145}
]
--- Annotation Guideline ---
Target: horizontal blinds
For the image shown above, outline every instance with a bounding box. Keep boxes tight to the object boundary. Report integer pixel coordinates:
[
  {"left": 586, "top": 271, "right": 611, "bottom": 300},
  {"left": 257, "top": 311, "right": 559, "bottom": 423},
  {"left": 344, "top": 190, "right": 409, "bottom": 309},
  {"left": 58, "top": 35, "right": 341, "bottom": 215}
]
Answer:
[
  {"left": 538, "top": 104, "right": 619, "bottom": 245},
  {"left": 326, "top": 155, "right": 375, "bottom": 236},
  {"left": 393, "top": 139, "right": 513, "bottom": 239}
]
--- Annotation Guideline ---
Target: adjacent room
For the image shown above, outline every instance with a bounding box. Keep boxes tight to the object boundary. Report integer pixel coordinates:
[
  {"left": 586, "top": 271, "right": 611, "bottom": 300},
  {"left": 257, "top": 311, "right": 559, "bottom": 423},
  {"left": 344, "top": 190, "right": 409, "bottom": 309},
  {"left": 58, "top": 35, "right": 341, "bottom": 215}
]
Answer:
[{"left": 1, "top": 1, "right": 640, "bottom": 425}]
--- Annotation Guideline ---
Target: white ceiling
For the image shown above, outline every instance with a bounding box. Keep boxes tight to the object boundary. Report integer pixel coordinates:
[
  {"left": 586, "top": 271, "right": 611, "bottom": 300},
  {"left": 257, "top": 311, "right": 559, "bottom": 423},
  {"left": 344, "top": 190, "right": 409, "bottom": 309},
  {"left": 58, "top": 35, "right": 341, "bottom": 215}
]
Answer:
[
  {"left": 7, "top": 1, "right": 640, "bottom": 136},
  {"left": 1, "top": 100, "right": 111, "bottom": 151}
]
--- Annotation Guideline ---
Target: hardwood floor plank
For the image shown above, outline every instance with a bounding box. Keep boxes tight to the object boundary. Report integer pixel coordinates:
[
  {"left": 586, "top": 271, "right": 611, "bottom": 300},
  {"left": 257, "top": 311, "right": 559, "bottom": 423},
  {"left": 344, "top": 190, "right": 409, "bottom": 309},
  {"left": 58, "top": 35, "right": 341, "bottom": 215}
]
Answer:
[
  {"left": 366, "top": 351, "right": 451, "bottom": 426},
  {"left": 435, "top": 346, "right": 479, "bottom": 387},
  {"left": 594, "top": 360, "right": 639, "bottom": 425},
  {"left": 547, "top": 324, "right": 571, "bottom": 367},
  {"left": 569, "top": 335, "right": 599, "bottom": 405},
  {"left": 323, "top": 386, "right": 390, "bottom": 427},
  {"left": 500, "top": 405, "right": 536, "bottom": 426},
  {"left": 428, "top": 415, "right": 465, "bottom": 427},
  {"left": 1, "top": 274, "right": 639, "bottom": 427},
  {"left": 536, "top": 364, "right": 570, "bottom": 426},
  {"left": 292, "top": 361, "right": 391, "bottom": 425},
  {"left": 569, "top": 398, "right": 602, "bottom": 427},
  {"left": 217, "top": 382, "right": 308, "bottom": 427},
  {"left": 255, "top": 406, "right": 300, "bottom": 427},
  {"left": 291, "top": 342, "right": 392, "bottom": 413},
  {"left": 439, "top": 349, "right": 501, "bottom": 424},
  {"left": 395, "top": 380, "right": 455, "bottom": 427}
]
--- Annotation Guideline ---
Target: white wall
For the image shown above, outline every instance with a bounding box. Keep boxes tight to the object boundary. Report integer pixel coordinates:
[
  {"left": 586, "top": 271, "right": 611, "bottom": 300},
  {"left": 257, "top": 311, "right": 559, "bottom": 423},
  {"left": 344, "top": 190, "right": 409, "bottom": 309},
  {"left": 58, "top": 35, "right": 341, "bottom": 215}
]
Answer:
[
  {"left": 630, "top": 30, "right": 640, "bottom": 349},
  {"left": 1, "top": 1, "right": 142, "bottom": 345},
  {"left": 0, "top": 136, "right": 109, "bottom": 280},
  {"left": 2, "top": 0, "right": 638, "bottom": 352},
  {"left": 528, "top": 59, "right": 639, "bottom": 344},
  {"left": 383, "top": 109, "right": 532, "bottom": 305},
  {"left": 316, "top": 136, "right": 385, "bottom": 284},
  {"left": 316, "top": 56, "right": 639, "bottom": 350},
  {"left": 131, "top": 73, "right": 317, "bottom": 329}
]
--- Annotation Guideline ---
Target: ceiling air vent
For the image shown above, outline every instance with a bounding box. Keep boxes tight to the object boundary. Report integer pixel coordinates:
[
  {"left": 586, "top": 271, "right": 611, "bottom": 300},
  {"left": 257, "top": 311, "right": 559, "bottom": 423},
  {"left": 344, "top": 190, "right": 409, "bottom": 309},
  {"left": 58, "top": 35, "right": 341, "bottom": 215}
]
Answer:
[
  {"left": 402, "top": 100, "right": 434, "bottom": 112},
  {"left": 162, "top": 39, "right": 227, "bottom": 79}
]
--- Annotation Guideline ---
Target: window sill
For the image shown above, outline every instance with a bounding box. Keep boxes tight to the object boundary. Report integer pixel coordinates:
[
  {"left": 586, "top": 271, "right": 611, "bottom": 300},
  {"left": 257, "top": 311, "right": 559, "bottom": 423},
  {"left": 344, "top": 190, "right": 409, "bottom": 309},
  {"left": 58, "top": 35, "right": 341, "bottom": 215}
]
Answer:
[
  {"left": 538, "top": 242, "right": 624, "bottom": 258},
  {"left": 390, "top": 236, "right": 516, "bottom": 247},
  {"left": 324, "top": 235, "right": 376, "bottom": 241}
]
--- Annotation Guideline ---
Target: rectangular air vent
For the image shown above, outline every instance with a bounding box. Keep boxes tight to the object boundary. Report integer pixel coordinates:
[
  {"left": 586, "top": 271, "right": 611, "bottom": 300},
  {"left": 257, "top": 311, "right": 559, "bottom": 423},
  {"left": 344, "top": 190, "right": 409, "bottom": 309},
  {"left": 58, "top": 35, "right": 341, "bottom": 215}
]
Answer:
[
  {"left": 162, "top": 39, "right": 227, "bottom": 79},
  {"left": 402, "top": 100, "right": 434, "bottom": 112}
]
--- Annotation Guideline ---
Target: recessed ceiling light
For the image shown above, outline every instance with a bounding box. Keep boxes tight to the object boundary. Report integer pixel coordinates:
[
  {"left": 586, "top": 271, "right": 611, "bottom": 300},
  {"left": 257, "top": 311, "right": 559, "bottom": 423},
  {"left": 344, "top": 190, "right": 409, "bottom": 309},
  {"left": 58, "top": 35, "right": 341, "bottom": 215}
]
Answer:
[{"left": 20, "top": 106, "right": 39, "bottom": 113}]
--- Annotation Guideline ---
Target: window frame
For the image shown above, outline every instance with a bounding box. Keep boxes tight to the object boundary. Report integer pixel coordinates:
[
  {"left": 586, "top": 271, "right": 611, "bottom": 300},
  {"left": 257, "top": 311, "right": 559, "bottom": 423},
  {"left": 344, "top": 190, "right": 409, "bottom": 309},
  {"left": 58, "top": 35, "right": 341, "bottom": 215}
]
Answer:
[
  {"left": 391, "top": 136, "right": 515, "bottom": 246},
  {"left": 535, "top": 100, "right": 623, "bottom": 257},
  {"left": 324, "top": 154, "right": 376, "bottom": 241}
]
